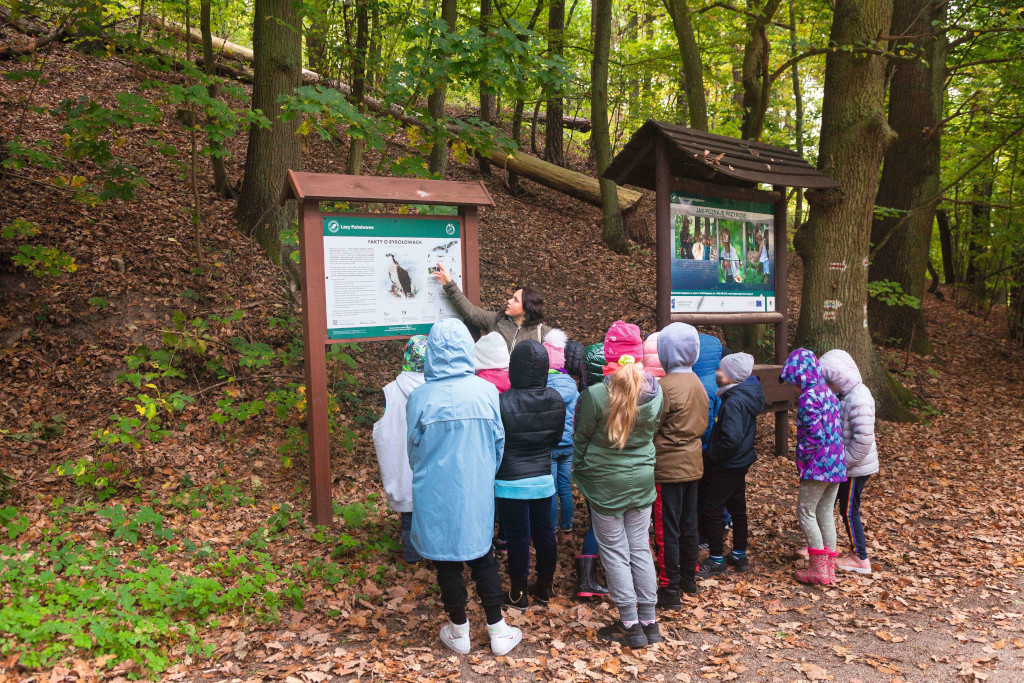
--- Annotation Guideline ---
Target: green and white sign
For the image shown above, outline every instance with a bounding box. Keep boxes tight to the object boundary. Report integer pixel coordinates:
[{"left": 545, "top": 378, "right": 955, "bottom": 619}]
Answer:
[{"left": 322, "top": 216, "right": 463, "bottom": 339}]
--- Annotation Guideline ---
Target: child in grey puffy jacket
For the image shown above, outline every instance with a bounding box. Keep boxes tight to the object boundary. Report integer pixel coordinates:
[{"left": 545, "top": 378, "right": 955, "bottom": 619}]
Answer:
[{"left": 819, "top": 350, "right": 878, "bottom": 574}]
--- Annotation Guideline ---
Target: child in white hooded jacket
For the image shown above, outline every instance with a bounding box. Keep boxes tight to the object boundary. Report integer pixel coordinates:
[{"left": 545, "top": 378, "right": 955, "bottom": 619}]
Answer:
[
  {"left": 819, "top": 349, "right": 878, "bottom": 574},
  {"left": 372, "top": 335, "right": 428, "bottom": 564}
]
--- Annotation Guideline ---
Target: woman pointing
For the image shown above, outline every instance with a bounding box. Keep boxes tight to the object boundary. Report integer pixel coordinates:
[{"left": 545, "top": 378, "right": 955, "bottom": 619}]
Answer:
[{"left": 433, "top": 263, "right": 550, "bottom": 351}]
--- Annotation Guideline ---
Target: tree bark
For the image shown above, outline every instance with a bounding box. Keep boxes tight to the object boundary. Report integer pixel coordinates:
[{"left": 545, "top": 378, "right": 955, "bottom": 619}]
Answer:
[
  {"left": 427, "top": 0, "right": 458, "bottom": 177},
  {"left": 739, "top": 0, "right": 783, "bottom": 140},
  {"left": 200, "top": 0, "right": 236, "bottom": 199},
  {"left": 789, "top": 0, "right": 803, "bottom": 231},
  {"left": 866, "top": 0, "right": 945, "bottom": 356},
  {"left": 591, "top": 0, "right": 626, "bottom": 253},
  {"left": 664, "top": 0, "right": 708, "bottom": 131},
  {"left": 347, "top": 0, "right": 368, "bottom": 175},
  {"left": 936, "top": 208, "right": 956, "bottom": 283},
  {"left": 544, "top": 0, "right": 565, "bottom": 166},
  {"left": 966, "top": 177, "right": 993, "bottom": 308},
  {"left": 478, "top": 0, "right": 493, "bottom": 175},
  {"left": 795, "top": 0, "right": 915, "bottom": 421},
  {"left": 236, "top": 0, "right": 302, "bottom": 278}
]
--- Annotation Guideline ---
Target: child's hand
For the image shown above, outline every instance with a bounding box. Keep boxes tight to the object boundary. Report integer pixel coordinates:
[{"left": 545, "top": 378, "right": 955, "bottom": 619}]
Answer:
[{"left": 433, "top": 263, "right": 451, "bottom": 285}]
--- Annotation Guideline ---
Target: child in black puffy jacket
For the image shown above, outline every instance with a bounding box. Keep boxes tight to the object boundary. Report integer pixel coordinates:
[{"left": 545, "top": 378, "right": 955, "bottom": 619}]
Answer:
[{"left": 496, "top": 340, "right": 566, "bottom": 608}]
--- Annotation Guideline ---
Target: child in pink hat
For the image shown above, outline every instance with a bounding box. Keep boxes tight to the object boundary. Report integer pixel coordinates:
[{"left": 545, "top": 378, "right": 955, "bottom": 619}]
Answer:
[{"left": 603, "top": 320, "right": 645, "bottom": 376}]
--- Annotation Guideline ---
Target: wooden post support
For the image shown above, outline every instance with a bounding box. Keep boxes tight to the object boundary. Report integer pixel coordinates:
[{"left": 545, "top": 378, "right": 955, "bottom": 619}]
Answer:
[
  {"left": 654, "top": 140, "right": 672, "bottom": 330},
  {"left": 298, "top": 201, "right": 334, "bottom": 527},
  {"left": 773, "top": 185, "right": 789, "bottom": 460},
  {"left": 459, "top": 205, "right": 481, "bottom": 306}
]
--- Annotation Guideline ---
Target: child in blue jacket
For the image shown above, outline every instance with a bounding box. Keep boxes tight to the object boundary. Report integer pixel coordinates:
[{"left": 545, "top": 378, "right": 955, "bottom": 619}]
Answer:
[{"left": 407, "top": 319, "right": 521, "bottom": 656}]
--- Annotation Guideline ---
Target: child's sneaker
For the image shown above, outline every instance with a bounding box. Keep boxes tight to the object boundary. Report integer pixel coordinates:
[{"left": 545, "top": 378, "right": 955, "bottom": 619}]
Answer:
[
  {"left": 696, "top": 558, "right": 727, "bottom": 578},
  {"left": 725, "top": 551, "right": 750, "bottom": 572},
  {"left": 656, "top": 586, "right": 681, "bottom": 610},
  {"left": 836, "top": 553, "right": 871, "bottom": 574},
  {"left": 439, "top": 620, "right": 471, "bottom": 655},
  {"left": 487, "top": 619, "right": 522, "bottom": 655}
]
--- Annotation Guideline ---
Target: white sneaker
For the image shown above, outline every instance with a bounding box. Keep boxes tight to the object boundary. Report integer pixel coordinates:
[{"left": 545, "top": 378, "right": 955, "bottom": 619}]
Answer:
[
  {"left": 440, "top": 620, "right": 471, "bottom": 655},
  {"left": 487, "top": 619, "right": 522, "bottom": 656}
]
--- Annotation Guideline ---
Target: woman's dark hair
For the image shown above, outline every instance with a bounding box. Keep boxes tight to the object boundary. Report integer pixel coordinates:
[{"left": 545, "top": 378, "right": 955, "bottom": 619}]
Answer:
[{"left": 520, "top": 287, "right": 544, "bottom": 324}]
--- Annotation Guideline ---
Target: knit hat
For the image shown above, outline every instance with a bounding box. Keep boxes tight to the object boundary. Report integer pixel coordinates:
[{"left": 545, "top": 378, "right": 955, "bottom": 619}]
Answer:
[
  {"left": 542, "top": 328, "right": 568, "bottom": 370},
  {"left": 402, "top": 335, "right": 428, "bottom": 373},
  {"left": 642, "top": 332, "right": 665, "bottom": 378},
  {"left": 603, "top": 320, "right": 643, "bottom": 365},
  {"left": 719, "top": 352, "right": 754, "bottom": 384},
  {"left": 474, "top": 331, "right": 510, "bottom": 371}
]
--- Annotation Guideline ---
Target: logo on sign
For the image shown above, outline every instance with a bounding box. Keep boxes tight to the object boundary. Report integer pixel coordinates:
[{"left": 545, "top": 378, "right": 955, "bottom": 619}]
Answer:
[
  {"left": 327, "top": 220, "right": 341, "bottom": 233},
  {"left": 446, "top": 223, "right": 456, "bottom": 236}
]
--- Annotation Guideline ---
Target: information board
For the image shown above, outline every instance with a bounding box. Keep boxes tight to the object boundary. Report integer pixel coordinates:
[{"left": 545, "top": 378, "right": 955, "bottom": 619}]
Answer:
[
  {"left": 322, "top": 215, "right": 464, "bottom": 339},
  {"left": 669, "top": 192, "right": 776, "bottom": 314}
]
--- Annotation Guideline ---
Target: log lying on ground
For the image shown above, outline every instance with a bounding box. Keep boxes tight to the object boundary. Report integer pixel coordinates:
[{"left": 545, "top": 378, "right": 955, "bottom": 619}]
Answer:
[
  {"left": 143, "top": 14, "right": 641, "bottom": 213},
  {"left": 457, "top": 106, "right": 591, "bottom": 133},
  {"left": 481, "top": 149, "right": 642, "bottom": 212}
]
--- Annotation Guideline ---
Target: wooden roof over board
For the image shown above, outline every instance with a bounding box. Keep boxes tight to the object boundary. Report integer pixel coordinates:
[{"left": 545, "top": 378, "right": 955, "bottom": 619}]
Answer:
[
  {"left": 603, "top": 120, "right": 839, "bottom": 191},
  {"left": 280, "top": 171, "right": 495, "bottom": 207}
]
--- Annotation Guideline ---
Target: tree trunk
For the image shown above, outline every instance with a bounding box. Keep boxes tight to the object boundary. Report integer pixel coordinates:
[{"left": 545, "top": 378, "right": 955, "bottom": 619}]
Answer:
[
  {"left": 347, "top": 0, "right": 368, "bottom": 175},
  {"left": 200, "top": 0, "right": 236, "bottom": 199},
  {"left": 739, "top": 0, "right": 782, "bottom": 140},
  {"left": 306, "top": 23, "right": 326, "bottom": 74},
  {"left": 789, "top": 0, "right": 803, "bottom": 231},
  {"left": 794, "top": 0, "right": 915, "bottom": 421},
  {"left": 866, "top": 0, "right": 945, "bottom": 356},
  {"left": 236, "top": 0, "right": 302, "bottom": 278},
  {"left": 936, "top": 208, "right": 956, "bottom": 283},
  {"left": 478, "top": 0, "right": 493, "bottom": 175},
  {"left": 966, "top": 177, "right": 993, "bottom": 308},
  {"left": 544, "top": 0, "right": 565, "bottom": 166},
  {"left": 508, "top": 98, "right": 526, "bottom": 195},
  {"left": 427, "top": 0, "right": 458, "bottom": 177},
  {"left": 592, "top": 0, "right": 626, "bottom": 253},
  {"left": 664, "top": 0, "right": 708, "bottom": 131}
]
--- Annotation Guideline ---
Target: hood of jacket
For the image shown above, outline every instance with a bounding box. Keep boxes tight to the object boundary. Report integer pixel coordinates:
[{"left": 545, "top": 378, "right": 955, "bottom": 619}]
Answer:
[
  {"left": 818, "top": 349, "right": 862, "bottom": 397},
  {"left": 425, "top": 319, "right": 476, "bottom": 381},
  {"left": 658, "top": 322, "right": 699, "bottom": 373},
  {"left": 694, "top": 334, "right": 722, "bottom": 390},
  {"left": 781, "top": 347, "right": 824, "bottom": 391},
  {"left": 564, "top": 340, "right": 587, "bottom": 387},
  {"left": 643, "top": 333, "right": 665, "bottom": 377},
  {"left": 508, "top": 339, "right": 550, "bottom": 389},
  {"left": 394, "top": 370, "right": 426, "bottom": 397}
]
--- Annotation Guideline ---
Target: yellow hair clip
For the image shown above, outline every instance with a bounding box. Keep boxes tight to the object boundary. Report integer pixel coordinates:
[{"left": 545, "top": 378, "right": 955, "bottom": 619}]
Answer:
[{"left": 617, "top": 354, "right": 636, "bottom": 366}]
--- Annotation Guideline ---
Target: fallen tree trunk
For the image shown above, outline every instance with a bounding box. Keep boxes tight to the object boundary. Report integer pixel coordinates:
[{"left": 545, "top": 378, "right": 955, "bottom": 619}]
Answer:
[
  {"left": 481, "top": 149, "right": 642, "bottom": 212},
  {"left": 0, "top": 6, "right": 69, "bottom": 58},
  {"left": 144, "top": 14, "right": 641, "bottom": 214},
  {"left": 457, "top": 106, "right": 591, "bottom": 133}
]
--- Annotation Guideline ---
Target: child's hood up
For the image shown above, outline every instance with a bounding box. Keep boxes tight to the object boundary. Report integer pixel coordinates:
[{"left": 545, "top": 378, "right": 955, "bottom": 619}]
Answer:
[
  {"left": 657, "top": 322, "right": 700, "bottom": 373},
  {"left": 781, "top": 347, "right": 825, "bottom": 391},
  {"left": 818, "top": 349, "right": 862, "bottom": 397},
  {"left": 425, "top": 319, "right": 476, "bottom": 381},
  {"left": 509, "top": 339, "right": 550, "bottom": 390}
]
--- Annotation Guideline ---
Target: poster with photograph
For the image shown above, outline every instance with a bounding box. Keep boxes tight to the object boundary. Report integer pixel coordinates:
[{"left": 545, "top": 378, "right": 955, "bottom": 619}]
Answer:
[
  {"left": 669, "top": 193, "right": 775, "bottom": 314},
  {"left": 322, "top": 215, "right": 463, "bottom": 339}
]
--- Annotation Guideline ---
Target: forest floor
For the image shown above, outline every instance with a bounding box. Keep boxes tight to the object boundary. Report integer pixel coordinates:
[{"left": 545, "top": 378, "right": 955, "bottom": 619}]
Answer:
[{"left": 2, "top": 43, "right": 1024, "bottom": 683}]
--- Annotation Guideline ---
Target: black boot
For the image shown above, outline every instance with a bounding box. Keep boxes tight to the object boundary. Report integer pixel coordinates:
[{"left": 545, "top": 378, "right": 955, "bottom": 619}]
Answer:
[
  {"left": 656, "top": 586, "right": 681, "bottom": 610},
  {"left": 529, "top": 572, "right": 554, "bottom": 606},
  {"left": 505, "top": 577, "right": 529, "bottom": 608},
  {"left": 575, "top": 555, "right": 608, "bottom": 599}
]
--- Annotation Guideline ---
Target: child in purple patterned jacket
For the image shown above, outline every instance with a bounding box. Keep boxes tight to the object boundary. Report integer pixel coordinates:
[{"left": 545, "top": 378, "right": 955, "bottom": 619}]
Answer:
[{"left": 781, "top": 348, "right": 846, "bottom": 586}]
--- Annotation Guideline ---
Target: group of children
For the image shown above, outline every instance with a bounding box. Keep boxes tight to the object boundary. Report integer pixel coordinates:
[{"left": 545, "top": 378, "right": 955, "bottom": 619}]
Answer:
[{"left": 372, "top": 317, "right": 879, "bottom": 654}]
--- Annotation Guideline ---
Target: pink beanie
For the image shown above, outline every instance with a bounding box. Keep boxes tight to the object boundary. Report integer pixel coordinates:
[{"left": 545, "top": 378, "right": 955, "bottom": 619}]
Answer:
[
  {"left": 604, "top": 320, "right": 643, "bottom": 365},
  {"left": 643, "top": 332, "right": 665, "bottom": 378},
  {"left": 542, "top": 329, "right": 568, "bottom": 370}
]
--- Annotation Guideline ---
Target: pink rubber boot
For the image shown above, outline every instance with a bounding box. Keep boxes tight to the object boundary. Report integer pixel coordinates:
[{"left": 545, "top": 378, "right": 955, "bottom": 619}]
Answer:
[
  {"left": 794, "top": 548, "right": 829, "bottom": 585},
  {"left": 827, "top": 549, "right": 839, "bottom": 585}
]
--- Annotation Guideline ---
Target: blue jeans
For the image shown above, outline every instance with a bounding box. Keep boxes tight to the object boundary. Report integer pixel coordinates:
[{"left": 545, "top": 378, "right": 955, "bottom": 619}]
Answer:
[
  {"left": 550, "top": 447, "right": 574, "bottom": 531},
  {"left": 400, "top": 512, "right": 423, "bottom": 563}
]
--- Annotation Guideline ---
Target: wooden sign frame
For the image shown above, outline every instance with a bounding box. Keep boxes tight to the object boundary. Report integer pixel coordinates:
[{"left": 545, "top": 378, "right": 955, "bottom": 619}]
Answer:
[{"left": 281, "top": 172, "right": 492, "bottom": 526}]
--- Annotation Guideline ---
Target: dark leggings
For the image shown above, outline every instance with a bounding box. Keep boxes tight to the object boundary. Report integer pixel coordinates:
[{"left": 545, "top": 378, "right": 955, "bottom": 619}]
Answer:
[
  {"left": 434, "top": 549, "right": 504, "bottom": 625},
  {"left": 838, "top": 475, "right": 870, "bottom": 560}
]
